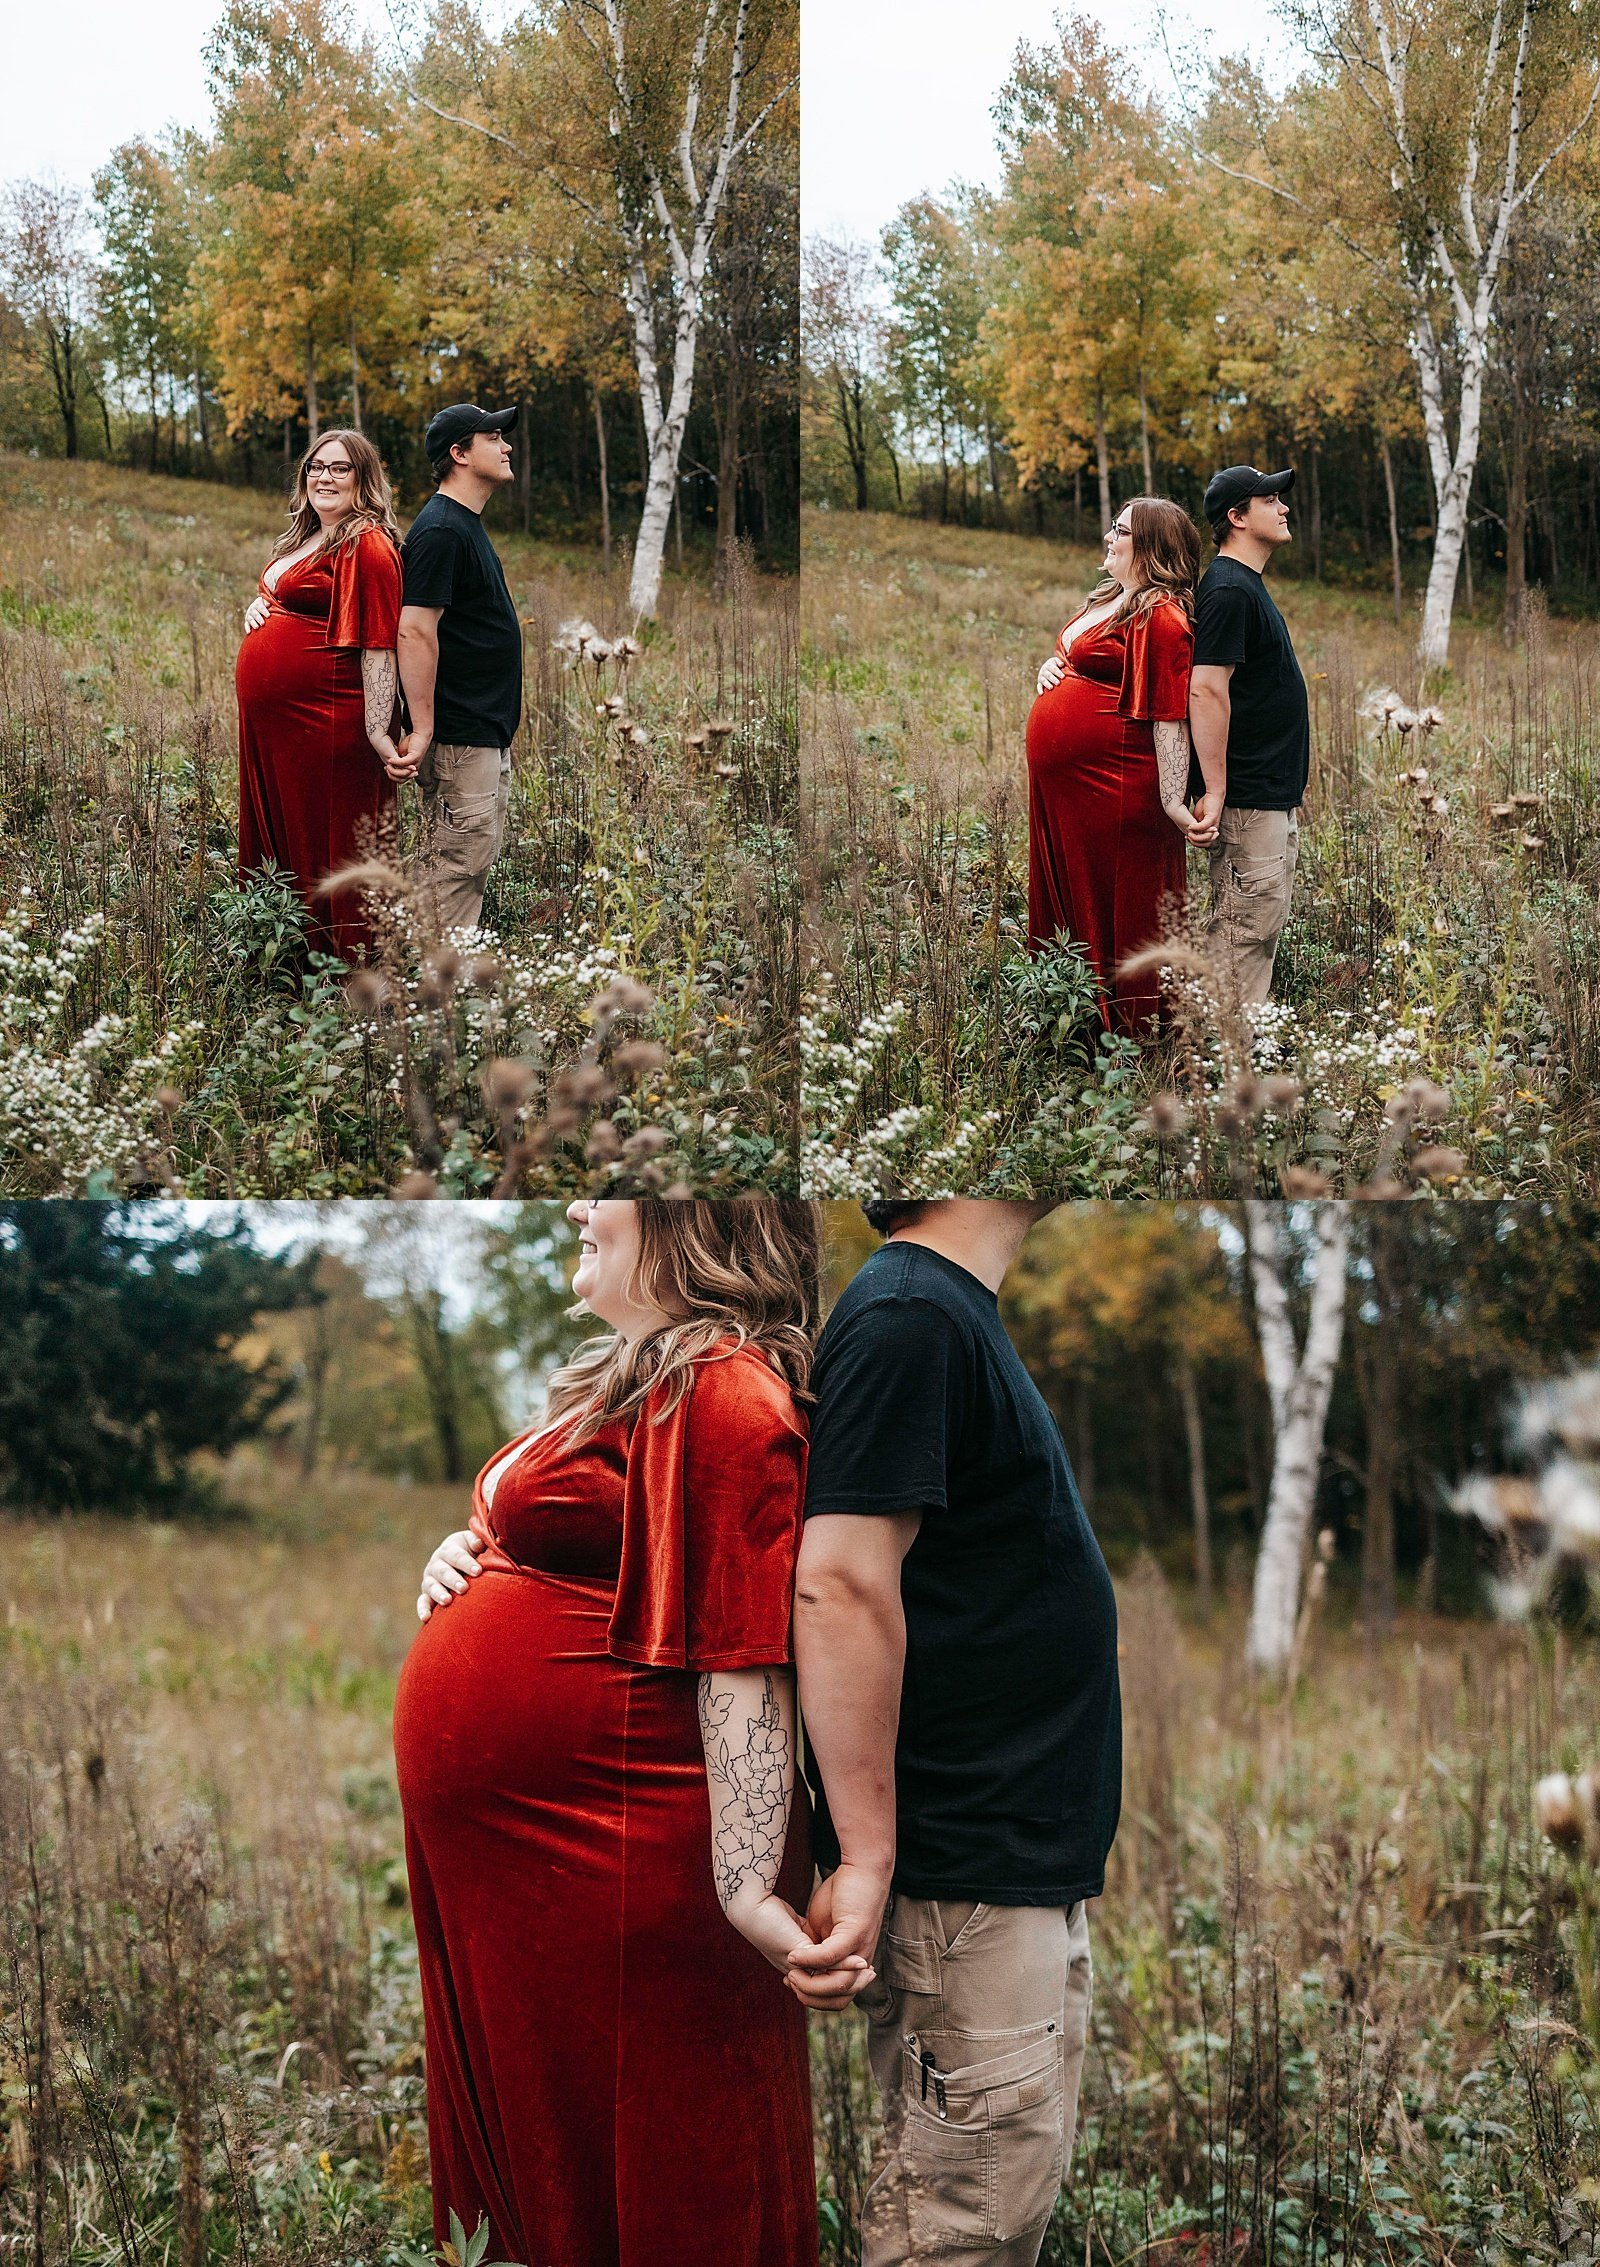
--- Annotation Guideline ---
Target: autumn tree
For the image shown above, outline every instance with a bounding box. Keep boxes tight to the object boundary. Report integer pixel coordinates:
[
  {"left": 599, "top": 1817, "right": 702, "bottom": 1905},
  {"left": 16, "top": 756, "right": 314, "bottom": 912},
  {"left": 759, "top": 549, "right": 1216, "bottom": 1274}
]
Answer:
[
  {"left": 201, "top": 0, "right": 429, "bottom": 442},
  {"left": 94, "top": 137, "right": 201, "bottom": 471},
  {"left": 0, "top": 176, "right": 97, "bottom": 457},
  {"left": 802, "top": 231, "right": 894, "bottom": 511},
  {"left": 1201, "top": 0, "right": 1600, "bottom": 668},
  {"left": 407, "top": 0, "right": 796, "bottom": 615}
]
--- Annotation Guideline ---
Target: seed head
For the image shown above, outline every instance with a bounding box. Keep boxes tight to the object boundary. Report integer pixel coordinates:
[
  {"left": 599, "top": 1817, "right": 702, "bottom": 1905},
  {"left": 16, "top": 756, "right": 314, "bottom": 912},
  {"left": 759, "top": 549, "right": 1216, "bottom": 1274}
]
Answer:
[
  {"left": 393, "top": 1170, "right": 438, "bottom": 1200},
  {"left": 1536, "top": 1772, "right": 1587, "bottom": 1850},
  {"left": 482, "top": 1057, "right": 536, "bottom": 1111}
]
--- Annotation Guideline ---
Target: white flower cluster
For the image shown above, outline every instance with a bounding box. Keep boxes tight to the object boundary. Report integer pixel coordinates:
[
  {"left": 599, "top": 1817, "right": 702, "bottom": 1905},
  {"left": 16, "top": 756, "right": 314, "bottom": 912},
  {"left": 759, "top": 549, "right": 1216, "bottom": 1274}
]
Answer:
[
  {"left": 1457, "top": 1365, "right": 1600, "bottom": 1619},
  {"left": 0, "top": 894, "right": 200, "bottom": 1194},
  {"left": 798, "top": 986, "right": 908, "bottom": 1131}
]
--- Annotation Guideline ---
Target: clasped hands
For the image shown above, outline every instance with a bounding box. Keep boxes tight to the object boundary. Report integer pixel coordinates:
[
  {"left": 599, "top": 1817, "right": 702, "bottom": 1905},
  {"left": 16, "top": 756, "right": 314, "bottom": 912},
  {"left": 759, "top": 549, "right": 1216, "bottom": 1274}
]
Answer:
[
  {"left": 416, "top": 1528, "right": 886, "bottom": 2010},
  {"left": 375, "top": 726, "right": 427, "bottom": 784}
]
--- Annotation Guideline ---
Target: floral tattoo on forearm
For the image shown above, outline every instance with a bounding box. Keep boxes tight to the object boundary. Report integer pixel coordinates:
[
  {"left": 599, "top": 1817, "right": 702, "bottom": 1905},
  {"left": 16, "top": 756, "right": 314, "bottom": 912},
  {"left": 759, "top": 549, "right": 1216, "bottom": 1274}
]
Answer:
[
  {"left": 362, "top": 648, "right": 397, "bottom": 743},
  {"left": 1155, "top": 718, "right": 1192, "bottom": 808},
  {"left": 698, "top": 1672, "right": 790, "bottom": 1908}
]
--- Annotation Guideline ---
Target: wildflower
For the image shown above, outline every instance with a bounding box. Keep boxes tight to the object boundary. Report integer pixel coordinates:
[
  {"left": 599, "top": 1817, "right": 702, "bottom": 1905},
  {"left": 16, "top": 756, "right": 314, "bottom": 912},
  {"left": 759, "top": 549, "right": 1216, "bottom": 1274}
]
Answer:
[
  {"left": 481, "top": 1058, "right": 536, "bottom": 1111},
  {"left": 1536, "top": 1772, "right": 1588, "bottom": 1851},
  {"left": 1413, "top": 1145, "right": 1466, "bottom": 1183},
  {"left": 684, "top": 729, "right": 708, "bottom": 755},
  {"left": 715, "top": 761, "right": 739, "bottom": 778},
  {"left": 1141, "top": 1091, "right": 1188, "bottom": 1136},
  {"left": 598, "top": 694, "right": 626, "bottom": 718},
  {"left": 612, "top": 1039, "right": 668, "bottom": 1078},
  {"left": 1417, "top": 705, "right": 1446, "bottom": 734},
  {"left": 629, "top": 726, "right": 650, "bottom": 748},
  {"left": 706, "top": 717, "right": 736, "bottom": 742},
  {"left": 345, "top": 969, "right": 392, "bottom": 1018},
  {"left": 613, "top": 634, "right": 642, "bottom": 664},
  {"left": 553, "top": 1062, "right": 613, "bottom": 1109}
]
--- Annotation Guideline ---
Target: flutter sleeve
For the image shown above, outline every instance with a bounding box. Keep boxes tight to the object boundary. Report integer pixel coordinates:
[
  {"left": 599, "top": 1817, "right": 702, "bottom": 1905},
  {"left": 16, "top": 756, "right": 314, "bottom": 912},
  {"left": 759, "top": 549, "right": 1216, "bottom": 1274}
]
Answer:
[
  {"left": 1117, "top": 599, "right": 1194, "bottom": 723},
  {"left": 609, "top": 1349, "right": 808, "bottom": 1671},
  {"left": 328, "top": 526, "right": 403, "bottom": 651}
]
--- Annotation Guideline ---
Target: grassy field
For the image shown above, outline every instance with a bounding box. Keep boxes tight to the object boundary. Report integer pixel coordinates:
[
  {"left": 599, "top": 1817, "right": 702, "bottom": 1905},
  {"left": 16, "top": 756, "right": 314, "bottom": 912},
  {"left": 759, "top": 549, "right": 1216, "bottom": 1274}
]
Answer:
[
  {"left": 802, "top": 510, "right": 1600, "bottom": 1200},
  {"left": 5, "top": 1480, "right": 1600, "bottom": 2263},
  {"left": 0, "top": 458, "right": 798, "bottom": 1198}
]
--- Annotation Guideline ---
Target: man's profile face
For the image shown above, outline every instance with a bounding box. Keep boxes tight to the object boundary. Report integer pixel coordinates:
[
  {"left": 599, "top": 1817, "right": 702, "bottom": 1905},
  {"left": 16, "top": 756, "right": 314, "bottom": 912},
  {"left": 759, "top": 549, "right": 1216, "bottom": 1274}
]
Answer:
[
  {"left": 1234, "top": 491, "right": 1292, "bottom": 547},
  {"left": 452, "top": 429, "right": 516, "bottom": 484}
]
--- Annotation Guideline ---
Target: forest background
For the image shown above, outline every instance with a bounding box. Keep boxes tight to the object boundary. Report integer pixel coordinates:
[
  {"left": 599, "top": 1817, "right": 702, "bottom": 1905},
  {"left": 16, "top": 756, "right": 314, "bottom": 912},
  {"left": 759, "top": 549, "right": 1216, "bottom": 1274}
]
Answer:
[
  {"left": 10, "top": 1199, "right": 1600, "bottom": 2262},
  {"left": 2, "top": 0, "right": 800, "bottom": 581}
]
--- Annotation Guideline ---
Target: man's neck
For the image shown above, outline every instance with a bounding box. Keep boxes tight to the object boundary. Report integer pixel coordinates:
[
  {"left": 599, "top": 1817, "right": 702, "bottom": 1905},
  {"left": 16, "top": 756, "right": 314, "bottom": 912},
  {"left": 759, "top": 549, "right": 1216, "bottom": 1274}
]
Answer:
[
  {"left": 437, "top": 471, "right": 493, "bottom": 517},
  {"left": 888, "top": 1201, "right": 1049, "bottom": 1295},
  {"left": 1219, "top": 535, "right": 1272, "bottom": 576}
]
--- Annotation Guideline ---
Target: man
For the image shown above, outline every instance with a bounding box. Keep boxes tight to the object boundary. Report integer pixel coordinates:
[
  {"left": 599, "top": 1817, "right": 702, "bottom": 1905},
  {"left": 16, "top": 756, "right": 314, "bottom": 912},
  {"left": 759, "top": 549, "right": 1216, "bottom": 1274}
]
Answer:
[
  {"left": 1189, "top": 465, "right": 1310, "bottom": 1007},
  {"left": 788, "top": 1199, "right": 1122, "bottom": 2267},
  {"left": 396, "top": 403, "right": 523, "bottom": 936}
]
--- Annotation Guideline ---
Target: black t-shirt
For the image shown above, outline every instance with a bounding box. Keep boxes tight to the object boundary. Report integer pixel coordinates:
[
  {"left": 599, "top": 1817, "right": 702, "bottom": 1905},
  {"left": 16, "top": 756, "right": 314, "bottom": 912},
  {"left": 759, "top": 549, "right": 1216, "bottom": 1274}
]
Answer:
[
  {"left": 803, "top": 1241, "right": 1123, "bottom": 1906},
  {"left": 401, "top": 493, "right": 523, "bottom": 749},
  {"left": 1190, "top": 554, "right": 1309, "bottom": 811}
]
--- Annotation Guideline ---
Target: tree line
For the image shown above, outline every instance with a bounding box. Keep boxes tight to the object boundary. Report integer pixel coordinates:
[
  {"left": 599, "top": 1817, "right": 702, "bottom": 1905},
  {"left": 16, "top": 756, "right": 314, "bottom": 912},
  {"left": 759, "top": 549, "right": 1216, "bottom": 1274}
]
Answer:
[
  {"left": 0, "top": 0, "right": 799, "bottom": 608},
  {"left": 802, "top": 2, "right": 1600, "bottom": 662},
  {"left": 9, "top": 1201, "right": 1598, "bottom": 1686}
]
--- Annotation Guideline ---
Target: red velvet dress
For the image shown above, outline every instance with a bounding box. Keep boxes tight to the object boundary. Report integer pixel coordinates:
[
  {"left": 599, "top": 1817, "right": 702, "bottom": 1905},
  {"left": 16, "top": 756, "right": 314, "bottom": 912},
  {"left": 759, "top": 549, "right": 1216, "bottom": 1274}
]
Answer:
[
  {"left": 393, "top": 1348, "right": 817, "bottom": 2267},
  {"left": 1026, "top": 597, "right": 1194, "bottom": 1033},
  {"left": 235, "top": 525, "right": 402, "bottom": 961}
]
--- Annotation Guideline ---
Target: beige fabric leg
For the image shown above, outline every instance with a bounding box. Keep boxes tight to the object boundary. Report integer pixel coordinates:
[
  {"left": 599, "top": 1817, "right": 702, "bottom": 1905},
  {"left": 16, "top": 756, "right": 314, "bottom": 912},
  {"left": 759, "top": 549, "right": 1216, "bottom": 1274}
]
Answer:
[
  {"left": 1206, "top": 806, "right": 1299, "bottom": 1007},
  {"left": 415, "top": 741, "right": 511, "bottom": 935},
  {"left": 860, "top": 1897, "right": 1093, "bottom": 2266}
]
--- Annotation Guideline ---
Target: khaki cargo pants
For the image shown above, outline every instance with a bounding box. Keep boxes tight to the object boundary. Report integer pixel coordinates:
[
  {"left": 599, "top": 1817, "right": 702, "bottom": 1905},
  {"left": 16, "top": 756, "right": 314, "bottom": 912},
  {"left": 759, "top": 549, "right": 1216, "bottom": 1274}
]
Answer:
[
  {"left": 1207, "top": 806, "right": 1299, "bottom": 1007},
  {"left": 859, "top": 1897, "right": 1093, "bottom": 2266},
  {"left": 415, "top": 741, "right": 511, "bottom": 937}
]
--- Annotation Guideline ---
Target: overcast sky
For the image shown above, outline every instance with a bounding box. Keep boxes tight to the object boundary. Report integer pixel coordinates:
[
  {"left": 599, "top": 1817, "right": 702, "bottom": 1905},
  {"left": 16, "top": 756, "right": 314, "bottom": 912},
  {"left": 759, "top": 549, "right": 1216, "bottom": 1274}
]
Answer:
[
  {"left": 1, "top": 0, "right": 511, "bottom": 188},
  {"left": 802, "top": 0, "right": 1298, "bottom": 246}
]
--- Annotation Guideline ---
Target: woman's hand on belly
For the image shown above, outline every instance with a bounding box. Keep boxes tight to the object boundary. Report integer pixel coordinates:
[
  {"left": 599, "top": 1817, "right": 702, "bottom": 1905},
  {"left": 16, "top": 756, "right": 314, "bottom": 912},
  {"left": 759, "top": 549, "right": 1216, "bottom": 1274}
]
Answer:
[
  {"left": 418, "top": 1527, "right": 487, "bottom": 1619},
  {"left": 243, "top": 595, "right": 270, "bottom": 634},
  {"left": 1037, "top": 651, "right": 1065, "bottom": 695}
]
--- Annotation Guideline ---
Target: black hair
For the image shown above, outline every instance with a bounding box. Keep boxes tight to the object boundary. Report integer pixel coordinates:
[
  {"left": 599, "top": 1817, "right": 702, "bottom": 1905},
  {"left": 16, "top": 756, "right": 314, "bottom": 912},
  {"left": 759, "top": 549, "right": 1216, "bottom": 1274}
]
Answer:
[{"left": 860, "top": 1199, "right": 930, "bottom": 1237}]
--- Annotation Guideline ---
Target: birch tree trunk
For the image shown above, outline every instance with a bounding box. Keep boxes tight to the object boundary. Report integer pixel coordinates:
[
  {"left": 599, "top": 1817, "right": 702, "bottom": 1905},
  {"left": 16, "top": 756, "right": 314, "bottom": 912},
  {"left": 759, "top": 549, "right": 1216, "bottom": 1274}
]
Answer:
[
  {"left": 1378, "top": 429, "right": 1403, "bottom": 624},
  {"left": 1176, "top": 1347, "right": 1212, "bottom": 1612},
  {"left": 1243, "top": 1202, "right": 1352, "bottom": 1678}
]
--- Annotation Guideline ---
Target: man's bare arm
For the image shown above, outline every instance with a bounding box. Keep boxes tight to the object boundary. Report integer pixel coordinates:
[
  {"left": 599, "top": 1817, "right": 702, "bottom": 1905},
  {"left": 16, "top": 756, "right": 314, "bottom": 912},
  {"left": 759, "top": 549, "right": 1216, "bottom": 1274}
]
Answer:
[
  {"left": 788, "top": 1507, "right": 921, "bottom": 2008},
  {"left": 397, "top": 604, "right": 443, "bottom": 750},
  {"left": 1188, "top": 662, "right": 1233, "bottom": 828}
]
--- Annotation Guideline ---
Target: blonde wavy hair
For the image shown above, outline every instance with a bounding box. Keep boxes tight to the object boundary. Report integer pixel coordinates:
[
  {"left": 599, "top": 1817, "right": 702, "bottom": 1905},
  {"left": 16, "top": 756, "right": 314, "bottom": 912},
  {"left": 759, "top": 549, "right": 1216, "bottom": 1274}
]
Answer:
[
  {"left": 271, "top": 428, "right": 402, "bottom": 562},
  {"left": 542, "top": 1200, "right": 823, "bottom": 1445},
  {"left": 1087, "top": 494, "right": 1203, "bottom": 625}
]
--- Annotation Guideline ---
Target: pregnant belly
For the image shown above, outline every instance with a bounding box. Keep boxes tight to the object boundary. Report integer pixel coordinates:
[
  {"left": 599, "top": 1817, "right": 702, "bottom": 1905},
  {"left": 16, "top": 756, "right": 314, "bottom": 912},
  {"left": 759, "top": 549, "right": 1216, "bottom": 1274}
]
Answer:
[
  {"left": 1026, "top": 670, "right": 1129, "bottom": 779},
  {"left": 235, "top": 613, "right": 353, "bottom": 715},
  {"left": 393, "top": 1568, "right": 675, "bottom": 1850}
]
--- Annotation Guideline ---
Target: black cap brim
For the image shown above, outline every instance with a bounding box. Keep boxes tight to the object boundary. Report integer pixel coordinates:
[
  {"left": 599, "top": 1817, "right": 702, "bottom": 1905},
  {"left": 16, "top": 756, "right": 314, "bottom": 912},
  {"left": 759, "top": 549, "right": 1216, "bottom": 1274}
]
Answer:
[{"left": 1256, "top": 467, "right": 1295, "bottom": 496}]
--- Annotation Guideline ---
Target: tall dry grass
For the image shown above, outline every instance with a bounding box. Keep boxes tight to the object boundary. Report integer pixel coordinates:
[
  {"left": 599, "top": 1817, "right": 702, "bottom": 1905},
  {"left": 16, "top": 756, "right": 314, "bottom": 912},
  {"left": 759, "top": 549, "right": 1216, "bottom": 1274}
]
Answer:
[
  {"left": 0, "top": 457, "right": 799, "bottom": 1197},
  {"left": 7, "top": 1482, "right": 1600, "bottom": 2262},
  {"left": 803, "top": 510, "right": 1600, "bottom": 1199}
]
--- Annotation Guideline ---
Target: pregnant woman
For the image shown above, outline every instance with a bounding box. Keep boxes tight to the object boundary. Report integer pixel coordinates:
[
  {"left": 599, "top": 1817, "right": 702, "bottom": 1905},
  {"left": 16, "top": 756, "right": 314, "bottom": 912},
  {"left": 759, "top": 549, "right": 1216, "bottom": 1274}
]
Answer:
[
  {"left": 236, "top": 429, "right": 404, "bottom": 962},
  {"left": 394, "top": 1198, "right": 831, "bottom": 2267},
  {"left": 1027, "top": 496, "right": 1217, "bottom": 1034}
]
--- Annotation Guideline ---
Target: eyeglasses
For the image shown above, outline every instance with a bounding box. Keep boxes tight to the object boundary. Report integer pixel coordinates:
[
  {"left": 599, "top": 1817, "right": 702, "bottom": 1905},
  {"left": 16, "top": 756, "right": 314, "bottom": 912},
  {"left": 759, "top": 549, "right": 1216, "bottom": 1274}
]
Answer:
[
  {"left": 308, "top": 463, "right": 355, "bottom": 480},
  {"left": 1106, "top": 520, "right": 1132, "bottom": 540}
]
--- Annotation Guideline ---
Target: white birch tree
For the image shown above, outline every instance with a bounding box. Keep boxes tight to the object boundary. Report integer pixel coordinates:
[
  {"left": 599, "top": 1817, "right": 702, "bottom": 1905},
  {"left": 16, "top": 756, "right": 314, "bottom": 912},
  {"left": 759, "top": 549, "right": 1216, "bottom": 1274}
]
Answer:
[
  {"left": 1243, "top": 1201, "right": 1352, "bottom": 1677},
  {"left": 1196, "top": 0, "right": 1600, "bottom": 671},
  {"left": 407, "top": 0, "right": 795, "bottom": 619}
]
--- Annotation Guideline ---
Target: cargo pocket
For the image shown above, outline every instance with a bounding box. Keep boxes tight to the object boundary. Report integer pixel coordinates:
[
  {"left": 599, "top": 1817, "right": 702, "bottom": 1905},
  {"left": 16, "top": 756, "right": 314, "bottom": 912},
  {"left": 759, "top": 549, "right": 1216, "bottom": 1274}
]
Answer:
[
  {"left": 1225, "top": 851, "right": 1288, "bottom": 944},
  {"left": 901, "top": 2027, "right": 1065, "bottom": 2250}
]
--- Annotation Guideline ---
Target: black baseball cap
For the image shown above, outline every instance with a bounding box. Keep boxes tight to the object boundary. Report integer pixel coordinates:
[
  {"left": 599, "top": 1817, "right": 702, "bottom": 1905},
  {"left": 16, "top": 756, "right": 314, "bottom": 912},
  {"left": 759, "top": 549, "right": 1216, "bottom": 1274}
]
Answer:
[
  {"left": 425, "top": 402, "right": 518, "bottom": 467},
  {"left": 1203, "top": 464, "right": 1295, "bottom": 522}
]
